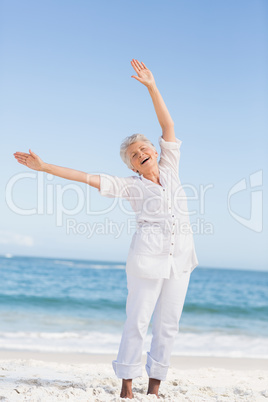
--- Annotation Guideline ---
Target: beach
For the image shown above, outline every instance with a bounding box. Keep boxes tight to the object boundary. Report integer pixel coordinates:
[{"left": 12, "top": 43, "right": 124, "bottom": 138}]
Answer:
[
  {"left": 0, "top": 256, "right": 268, "bottom": 400},
  {"left": 0, "top": 351, "right": 267, "bottom": 401}
]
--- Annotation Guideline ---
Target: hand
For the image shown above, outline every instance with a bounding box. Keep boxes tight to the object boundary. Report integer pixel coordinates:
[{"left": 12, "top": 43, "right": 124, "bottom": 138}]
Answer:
[
  {"left": 13, "top": 149, "right": 45, "bottom": 171},
  {"left": 131, "top": 59, "right": 155, "bottom": 88}
]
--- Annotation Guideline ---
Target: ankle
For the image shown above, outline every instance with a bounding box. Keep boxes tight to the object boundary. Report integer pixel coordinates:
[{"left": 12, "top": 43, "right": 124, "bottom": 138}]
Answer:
[
  {"left": 147, "top": 378, "right": 161, "bottom": 395},
  {"left": 120, "top": 379, "right": 133, "bottom": 399}
]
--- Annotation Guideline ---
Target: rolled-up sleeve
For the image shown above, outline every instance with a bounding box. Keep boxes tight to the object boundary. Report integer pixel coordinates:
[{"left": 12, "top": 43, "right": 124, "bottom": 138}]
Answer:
[
  {"left": 98, "top": 173, "right": 135, "bottom": 199},
  {"left": 158, "top": 136, "right": 182, "bottom": 174}
]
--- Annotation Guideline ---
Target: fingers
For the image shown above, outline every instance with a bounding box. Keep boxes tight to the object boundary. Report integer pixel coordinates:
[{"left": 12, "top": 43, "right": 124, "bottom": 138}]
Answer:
[
  {"left": 14, "top": 152, "right": 29, "bottom": 165},
  {"left": 13, "top": 152, "right": 29, "bottom": 157},
  {"left": 15, "top": 156, "right": 27, "bottom": 166},
  {"left": 136, "top": 60, "right": 143, "bottom": 69},
  {"left": 29, "top": 149, "right": 36, "bottom": 156},
  {"left": 131, "top": 59, "right": 140, "bottom": 74},
  {"left": 131, "top": 59, "right": 146, "bottom": 73},
  {"left": 14, "top": 150, "right": 37, "bottom": 166},
  {"left": 15, "top": 157, "right": 28, "bottom": 164},
  {"left": 17, "top": 160, "right": 27, "bottom": 166},
  {"left": 14, "top": 154, "right": 28, "bottom": 160},
  {"left": 132, "top": 59, "right": 140, "bottom": 70},
  {"left": 141, "top": 61, "right": 147, "bottom": 69},
  {"left": 131, "top": 75, "right": 142, "bottom": 83}
]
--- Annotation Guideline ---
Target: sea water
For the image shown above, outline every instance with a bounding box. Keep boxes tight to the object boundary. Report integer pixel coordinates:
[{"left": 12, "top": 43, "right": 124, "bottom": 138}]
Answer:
[{"left": 0, "top": 255, "right": 267, "bottom": 358}]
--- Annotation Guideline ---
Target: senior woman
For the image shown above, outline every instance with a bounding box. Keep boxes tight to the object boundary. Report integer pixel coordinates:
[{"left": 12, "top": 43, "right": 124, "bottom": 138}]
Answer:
[{"left": 14, "top": 59, "right": 198, "bottom": 399}]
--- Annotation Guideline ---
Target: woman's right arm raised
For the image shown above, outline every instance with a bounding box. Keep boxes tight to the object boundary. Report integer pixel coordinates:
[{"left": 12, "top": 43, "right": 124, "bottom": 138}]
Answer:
[{"left": 13, "top": 149, "right": 100, "bottom": 190}]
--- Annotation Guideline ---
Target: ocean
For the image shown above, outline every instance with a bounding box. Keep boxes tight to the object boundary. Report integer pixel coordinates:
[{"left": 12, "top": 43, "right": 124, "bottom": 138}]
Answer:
[{"left": 0, "top": 255, "right": 267, "bottom": 358}]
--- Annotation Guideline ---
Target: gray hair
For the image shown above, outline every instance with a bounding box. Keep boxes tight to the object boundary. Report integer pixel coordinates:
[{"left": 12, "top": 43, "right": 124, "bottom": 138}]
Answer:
[{"left": 120, "top": 134, "right": 157, "bottom": 170}]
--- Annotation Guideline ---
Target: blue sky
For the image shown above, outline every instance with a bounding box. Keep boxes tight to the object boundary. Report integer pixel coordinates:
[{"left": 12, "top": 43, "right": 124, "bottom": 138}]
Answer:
[{"left": 1, "top": 0, "right": 267, "bottom": 270}]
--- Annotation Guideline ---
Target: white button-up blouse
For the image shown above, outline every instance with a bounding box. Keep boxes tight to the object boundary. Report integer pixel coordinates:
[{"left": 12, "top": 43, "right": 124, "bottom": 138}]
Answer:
[{"left": 98, "top": 136, "right": 199, "bottom": 279}]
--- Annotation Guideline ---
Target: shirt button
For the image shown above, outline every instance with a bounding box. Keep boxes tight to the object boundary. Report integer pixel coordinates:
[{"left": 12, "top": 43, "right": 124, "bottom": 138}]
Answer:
[
  {"left": 163, "top": 189, "right": 165, "bottom": 191},
  {"left": 172, "top": 215, "right": 174, "bottom": 217},
  {"left": 172, "top": 232, "right": 174, "bottom": 235},
  {"left": 171, "top": 243, "right": 174, "bottom": 245},
  {"left": 170, "top": 253, "right": 172, "bottom": 256}
]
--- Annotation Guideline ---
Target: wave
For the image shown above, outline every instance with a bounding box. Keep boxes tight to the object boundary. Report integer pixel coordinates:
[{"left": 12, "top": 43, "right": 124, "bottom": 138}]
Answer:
[
  {"left": 53, "top": 260, "right": 125, "bottom": 270},
  {"left": 184, "top": 303, "right": 268, "bottom": 319},
  {"left": 1, "top": 293, "right": 267, "bottom": 322},
  {"left": 0, "top": 294, "right": 125, "bottom": 311},
  {"left": 0, "top": 330, "right": 267, "bottom": 359}
]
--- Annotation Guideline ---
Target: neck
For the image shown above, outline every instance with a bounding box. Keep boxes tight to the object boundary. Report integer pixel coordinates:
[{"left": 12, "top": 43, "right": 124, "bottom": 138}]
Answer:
[{"left": 142, "top": 165, "right": 161, "bottom": 185}]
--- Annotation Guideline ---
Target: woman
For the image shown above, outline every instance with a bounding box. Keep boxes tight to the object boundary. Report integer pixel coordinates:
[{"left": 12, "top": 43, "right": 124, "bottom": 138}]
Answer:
[{"left": 14, "top": 59, "right": 198, "bottom": 399}]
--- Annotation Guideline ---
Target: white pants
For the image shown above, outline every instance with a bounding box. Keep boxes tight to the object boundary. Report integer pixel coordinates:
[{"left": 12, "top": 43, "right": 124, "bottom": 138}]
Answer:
[{"left": 112, "top": 269, "right": 191, "bottom": 381}]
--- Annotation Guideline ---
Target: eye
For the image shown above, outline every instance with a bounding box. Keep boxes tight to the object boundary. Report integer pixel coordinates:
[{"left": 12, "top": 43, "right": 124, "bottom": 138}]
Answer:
[{"left": 132, "top": 153, "right": 136, "bottom": 158}]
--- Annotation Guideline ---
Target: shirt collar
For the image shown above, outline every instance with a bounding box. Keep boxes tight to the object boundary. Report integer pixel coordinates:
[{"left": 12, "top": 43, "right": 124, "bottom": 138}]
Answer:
[{"left": 140, "top": 165, "right": 165, "bottom": 187}]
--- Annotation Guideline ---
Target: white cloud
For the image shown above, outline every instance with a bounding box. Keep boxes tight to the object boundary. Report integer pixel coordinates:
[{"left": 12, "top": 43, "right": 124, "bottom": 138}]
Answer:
[{"left": 0, "top": 231, "right": 34, "bottom": 247}]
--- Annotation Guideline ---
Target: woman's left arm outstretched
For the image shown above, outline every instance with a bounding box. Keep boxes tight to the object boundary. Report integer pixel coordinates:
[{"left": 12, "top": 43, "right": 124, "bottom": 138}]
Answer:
[{"left": 130, "top": 59, "right": 175, "bottom": 142}]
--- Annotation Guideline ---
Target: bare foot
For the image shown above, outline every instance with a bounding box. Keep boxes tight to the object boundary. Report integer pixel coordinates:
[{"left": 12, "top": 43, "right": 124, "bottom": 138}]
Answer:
[
  {"left": 120, "top": 378, "right": 133, "bottom": 399},
  {"left": 147, "top": 378, "right": 161, "bottom": 397}
]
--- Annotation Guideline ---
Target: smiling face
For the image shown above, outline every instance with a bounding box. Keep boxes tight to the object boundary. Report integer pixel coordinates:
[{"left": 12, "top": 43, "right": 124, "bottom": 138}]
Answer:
[{"left": 126, "top": 141, "right": 159, "bottom": 174}]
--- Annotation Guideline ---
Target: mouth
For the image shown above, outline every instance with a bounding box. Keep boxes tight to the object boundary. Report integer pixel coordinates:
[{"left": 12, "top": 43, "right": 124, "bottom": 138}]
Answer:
[{"left": 141, "top": 157, "right": 150, "bottom": 165}]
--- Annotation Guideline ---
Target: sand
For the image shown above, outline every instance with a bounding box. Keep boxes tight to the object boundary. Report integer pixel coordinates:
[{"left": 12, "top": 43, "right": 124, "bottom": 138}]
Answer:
[{"left": 0, "top": 351, "right": 267, "bottom": 401}]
